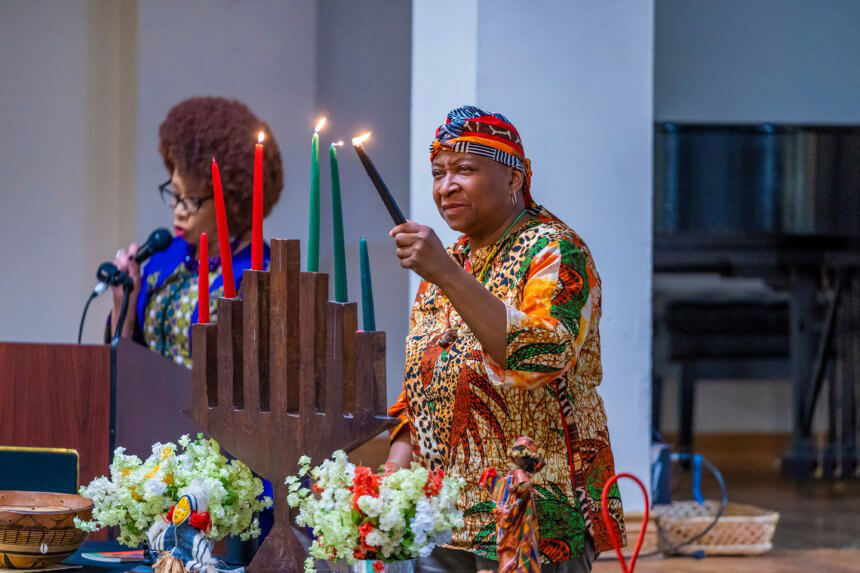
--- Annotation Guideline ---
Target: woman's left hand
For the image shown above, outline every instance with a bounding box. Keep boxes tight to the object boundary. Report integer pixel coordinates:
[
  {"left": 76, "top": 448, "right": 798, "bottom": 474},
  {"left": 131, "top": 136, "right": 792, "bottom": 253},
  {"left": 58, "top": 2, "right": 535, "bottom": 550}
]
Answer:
[{"left": 390, "top": 221, "right": 456, "bottom": 285}]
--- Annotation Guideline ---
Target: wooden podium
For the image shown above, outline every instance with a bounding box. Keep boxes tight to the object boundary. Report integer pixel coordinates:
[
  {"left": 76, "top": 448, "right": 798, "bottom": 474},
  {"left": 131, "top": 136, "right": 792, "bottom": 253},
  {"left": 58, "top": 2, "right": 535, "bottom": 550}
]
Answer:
[{"left": 0, "top": 338, "right": 195, "bottom": 487}]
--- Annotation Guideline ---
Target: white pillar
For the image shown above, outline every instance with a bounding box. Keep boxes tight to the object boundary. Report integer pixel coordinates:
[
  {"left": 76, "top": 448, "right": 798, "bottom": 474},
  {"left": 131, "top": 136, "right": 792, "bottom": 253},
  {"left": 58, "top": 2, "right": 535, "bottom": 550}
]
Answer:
[
  {"left": 410, "top": 0, "right": 654, "bottom": 508},
  {"left": 409, "top": 0, "right": 479, "bottom": 298}
]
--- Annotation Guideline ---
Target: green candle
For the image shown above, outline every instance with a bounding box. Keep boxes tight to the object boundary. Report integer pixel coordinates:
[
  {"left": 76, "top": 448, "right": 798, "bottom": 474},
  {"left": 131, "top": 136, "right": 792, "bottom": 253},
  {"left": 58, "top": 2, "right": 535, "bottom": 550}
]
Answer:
[
  {"left": 359, "top": 237, "right": 376, "bottom": 331},
  {"left": 307, "top": 118, "right": 326, "bottom": 272},
  {"left": 330, "top": 142, "right": 348, "bottom": 302}
]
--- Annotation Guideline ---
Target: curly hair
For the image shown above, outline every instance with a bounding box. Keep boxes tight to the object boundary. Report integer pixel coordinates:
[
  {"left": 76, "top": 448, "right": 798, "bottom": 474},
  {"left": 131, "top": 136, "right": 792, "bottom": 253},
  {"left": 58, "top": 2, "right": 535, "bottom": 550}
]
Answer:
[{"left": 158, "top": 97, "right": 284, "bottom": 237}]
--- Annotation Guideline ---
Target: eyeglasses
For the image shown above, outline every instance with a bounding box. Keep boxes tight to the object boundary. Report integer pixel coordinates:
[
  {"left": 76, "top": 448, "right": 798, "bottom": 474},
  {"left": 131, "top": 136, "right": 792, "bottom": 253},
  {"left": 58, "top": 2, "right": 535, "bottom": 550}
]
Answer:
[{"left": 158, "top": 179, "right": 213, "bottom": 214}]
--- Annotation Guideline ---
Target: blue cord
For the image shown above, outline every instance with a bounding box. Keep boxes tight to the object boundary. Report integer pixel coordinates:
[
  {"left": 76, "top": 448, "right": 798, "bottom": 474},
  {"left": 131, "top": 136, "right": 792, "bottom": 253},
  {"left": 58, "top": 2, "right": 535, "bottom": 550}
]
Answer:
[
  {"left": 691, "top": 454, "right": 705, "bottom": 504},
  {"left": 629, "top": 453, "right": 729, "bottom": 560}
]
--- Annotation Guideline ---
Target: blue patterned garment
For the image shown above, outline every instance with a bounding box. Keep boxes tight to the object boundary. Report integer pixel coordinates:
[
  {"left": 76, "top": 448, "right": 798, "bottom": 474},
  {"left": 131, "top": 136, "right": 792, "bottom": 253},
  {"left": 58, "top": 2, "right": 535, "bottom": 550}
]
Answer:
[{"left": 137, "top": 238, "right": 270, "bottom": 368}]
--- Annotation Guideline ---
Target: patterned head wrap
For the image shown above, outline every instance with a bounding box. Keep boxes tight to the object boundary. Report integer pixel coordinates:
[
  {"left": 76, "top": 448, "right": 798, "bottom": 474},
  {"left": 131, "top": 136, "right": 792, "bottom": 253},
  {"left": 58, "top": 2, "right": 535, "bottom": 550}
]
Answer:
[{"left": 430, "top": 105, "right": 536, "bottom": 207}]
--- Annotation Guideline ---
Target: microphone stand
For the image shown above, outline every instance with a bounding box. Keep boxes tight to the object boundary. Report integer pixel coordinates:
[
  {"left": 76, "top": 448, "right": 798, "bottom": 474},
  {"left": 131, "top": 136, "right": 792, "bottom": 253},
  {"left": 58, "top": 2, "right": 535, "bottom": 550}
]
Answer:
[
  {"left": 112, "top": 278, "right": 133, "bottom": 343},
  {"left": 77, "top": 291, "right": 99, "bottom": 344}
]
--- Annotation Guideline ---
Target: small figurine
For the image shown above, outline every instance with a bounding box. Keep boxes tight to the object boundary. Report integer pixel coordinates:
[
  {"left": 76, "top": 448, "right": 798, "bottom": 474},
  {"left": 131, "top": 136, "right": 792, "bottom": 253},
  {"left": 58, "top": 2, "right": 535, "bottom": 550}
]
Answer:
[
  {"left": 147, "top": 484, "right": 243, "bottom": 573},
  {"left": 479, "top": 436, "right": 546, "bottom": 573}
]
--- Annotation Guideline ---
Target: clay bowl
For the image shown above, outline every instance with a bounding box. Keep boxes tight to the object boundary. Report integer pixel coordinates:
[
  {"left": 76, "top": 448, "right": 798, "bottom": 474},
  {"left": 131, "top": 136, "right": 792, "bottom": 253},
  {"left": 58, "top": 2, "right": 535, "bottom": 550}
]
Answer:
[{"left": 0, "top": 490, "right": 93, "bottom": 569}]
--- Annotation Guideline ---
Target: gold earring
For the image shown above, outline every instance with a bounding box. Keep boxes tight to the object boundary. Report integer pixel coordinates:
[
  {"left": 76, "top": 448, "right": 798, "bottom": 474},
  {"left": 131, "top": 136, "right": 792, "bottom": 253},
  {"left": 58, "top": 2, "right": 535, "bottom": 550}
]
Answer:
[{"left": 511, "top": 192, "right": 517, "bottom": 207}]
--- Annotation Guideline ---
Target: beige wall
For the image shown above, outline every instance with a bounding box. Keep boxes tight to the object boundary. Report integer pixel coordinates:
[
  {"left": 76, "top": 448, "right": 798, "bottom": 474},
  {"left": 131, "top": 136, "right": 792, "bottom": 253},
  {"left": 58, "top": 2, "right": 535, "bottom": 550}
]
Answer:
[
  {"left": 0, "top": 0, "right": 136, "bottom": 344},
  {"left": 0, "top": 0, "right": 412, "bottom": 396}
]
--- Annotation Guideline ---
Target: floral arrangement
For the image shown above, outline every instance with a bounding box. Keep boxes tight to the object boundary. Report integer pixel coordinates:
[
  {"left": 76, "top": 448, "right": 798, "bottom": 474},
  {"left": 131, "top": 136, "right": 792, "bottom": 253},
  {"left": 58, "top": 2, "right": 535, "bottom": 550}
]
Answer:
[
  {"left": 75, "top": 434, "right": 272, "bottom": 546},
  {"left": 286, "top": 451, "right": 465, "bottom": 572}
]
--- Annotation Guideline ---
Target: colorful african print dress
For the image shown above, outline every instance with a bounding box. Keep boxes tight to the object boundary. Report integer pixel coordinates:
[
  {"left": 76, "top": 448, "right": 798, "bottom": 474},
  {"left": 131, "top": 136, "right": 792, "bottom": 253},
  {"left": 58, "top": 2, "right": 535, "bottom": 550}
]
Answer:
[
  {"left": 389, "top": 207, "right": 625, "bottom": 563},
  {"left": 135, "top": 238, "right": 268, "bottom": 368}
]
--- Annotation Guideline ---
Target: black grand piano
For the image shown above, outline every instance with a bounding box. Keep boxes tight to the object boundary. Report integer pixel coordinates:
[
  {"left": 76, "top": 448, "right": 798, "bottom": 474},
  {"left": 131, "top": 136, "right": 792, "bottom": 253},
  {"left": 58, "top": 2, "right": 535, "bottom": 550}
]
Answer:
[{"left": 653, "top": 123, "right": 860, "bottom": 480}]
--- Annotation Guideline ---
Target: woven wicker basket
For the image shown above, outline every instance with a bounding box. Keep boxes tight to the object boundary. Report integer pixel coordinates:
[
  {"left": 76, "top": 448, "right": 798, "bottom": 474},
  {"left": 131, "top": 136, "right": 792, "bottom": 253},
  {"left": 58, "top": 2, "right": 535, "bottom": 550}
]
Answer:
[{"left": 652, "top": 501, "right": 778, "bottom": 556}]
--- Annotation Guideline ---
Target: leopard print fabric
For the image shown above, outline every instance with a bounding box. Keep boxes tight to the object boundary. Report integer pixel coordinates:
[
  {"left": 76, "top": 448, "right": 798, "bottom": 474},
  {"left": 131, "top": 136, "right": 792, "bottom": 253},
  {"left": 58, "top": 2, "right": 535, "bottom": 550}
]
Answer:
[{"left": 389, "top": 207, "right": 625, "bottom": 562}]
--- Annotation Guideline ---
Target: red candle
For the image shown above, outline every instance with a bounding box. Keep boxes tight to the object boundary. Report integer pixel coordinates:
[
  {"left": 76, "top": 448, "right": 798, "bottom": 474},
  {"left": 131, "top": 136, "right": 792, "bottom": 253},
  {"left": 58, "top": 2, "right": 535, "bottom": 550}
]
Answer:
[
  {"left": 198, "top": 232, "right": 210, "bottom": 323},
  {"left": 251, "top": 131, "right": 265, "bottom": 271},
  {"left": 211, "top": 158, "right": 236, "bottom": 298}
]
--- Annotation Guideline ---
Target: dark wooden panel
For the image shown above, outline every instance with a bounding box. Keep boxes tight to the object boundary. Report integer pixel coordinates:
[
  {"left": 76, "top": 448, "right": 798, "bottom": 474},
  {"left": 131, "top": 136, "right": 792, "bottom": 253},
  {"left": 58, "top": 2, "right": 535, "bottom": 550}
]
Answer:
[
  {"left": 325, "top": 303, "right": 353, "bottom": 416},
  {"left": 0, "top": 343, "right": 109, "bottom": 486},
  {"left": 355, "top": 331, "right": 386, "bottom": 417},
  {"left": 242, "top": 270, "right": 270, "bottom": 412},
  {"left": 370, "top": 332, "right": 387, "bottom": 416},
  {"left": 191, "top": 323, "right": 218, "bottom": 425},
  {"left": 269, "top": 239, "right": 300, "bottom": 414},
  {"left": 298, "top": 273, "right": 327, "bottom": 413},
  {"left": 217, "top": 298, "right": 243, "bottom": 410},
  {"left": 114, "top": 339, "right": 196, "bottom": 460},
  {"left": 338, "top": 303, "right": 358, "bottom": 413}
]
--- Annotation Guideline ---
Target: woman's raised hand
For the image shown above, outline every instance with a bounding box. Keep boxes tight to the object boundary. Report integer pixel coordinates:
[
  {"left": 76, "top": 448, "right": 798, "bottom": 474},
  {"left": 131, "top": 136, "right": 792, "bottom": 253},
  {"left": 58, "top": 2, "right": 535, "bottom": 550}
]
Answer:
[
  {"left": 389, "top": 221, "right": 456, "bottom": 286},
  {"left": 111, "top": 243, "right": 142, "bottom": 338}
]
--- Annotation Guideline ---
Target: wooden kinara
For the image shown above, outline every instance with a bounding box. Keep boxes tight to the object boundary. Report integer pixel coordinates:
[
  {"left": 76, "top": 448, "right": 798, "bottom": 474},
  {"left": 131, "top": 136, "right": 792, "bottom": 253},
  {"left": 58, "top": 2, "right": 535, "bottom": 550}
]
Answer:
[{"left": 191, "top": 239, "right": 395, "bottom": 572}]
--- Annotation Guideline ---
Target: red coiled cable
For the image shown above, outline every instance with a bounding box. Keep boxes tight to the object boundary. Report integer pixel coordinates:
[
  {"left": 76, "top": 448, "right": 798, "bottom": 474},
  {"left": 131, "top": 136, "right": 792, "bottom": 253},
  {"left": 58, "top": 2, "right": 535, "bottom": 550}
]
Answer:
[{"left": 601, "top": 472, "right": 650, "bottom": 573}]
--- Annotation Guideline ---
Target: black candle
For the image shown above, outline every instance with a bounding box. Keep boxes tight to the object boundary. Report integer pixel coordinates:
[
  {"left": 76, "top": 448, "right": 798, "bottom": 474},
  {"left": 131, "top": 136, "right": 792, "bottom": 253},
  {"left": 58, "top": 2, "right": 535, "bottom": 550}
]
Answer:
[{"left": 352, "top": 133, "right": 406, "bottom": 226}]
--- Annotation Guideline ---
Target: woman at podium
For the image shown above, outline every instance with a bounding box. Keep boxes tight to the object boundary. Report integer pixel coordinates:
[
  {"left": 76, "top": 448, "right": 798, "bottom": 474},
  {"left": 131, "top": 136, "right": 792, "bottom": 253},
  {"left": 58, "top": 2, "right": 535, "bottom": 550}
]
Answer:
[{"left": 110, "top": 97, "right": 284, "bottom": 368}]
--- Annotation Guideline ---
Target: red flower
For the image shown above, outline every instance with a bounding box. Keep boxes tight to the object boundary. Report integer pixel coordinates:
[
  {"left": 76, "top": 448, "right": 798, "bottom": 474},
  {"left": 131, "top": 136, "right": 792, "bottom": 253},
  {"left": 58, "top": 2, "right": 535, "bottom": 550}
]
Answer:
[
  {"left": 479, "top": 467, "right": 497, "bottom": 487},
  {"left": 358, "top": 521, "right": 379, "bottom": 556},
  {"left": 163, "top": 506, "right": 211, "bottom": 533},
  {"left": 189, "top": 511, "right": 212, "bottom": 533},
  {"left": 312, "top": 483, "right": 322, "bottom": 495},
  {"left": 372, "top": 561, "right": 385, "bottom": 573},
  {"left": 352, "top": 466, "right": 381, "bottom": 511},
  {"left": 423, "top": 468, "right": 445, "bottom": 497}
]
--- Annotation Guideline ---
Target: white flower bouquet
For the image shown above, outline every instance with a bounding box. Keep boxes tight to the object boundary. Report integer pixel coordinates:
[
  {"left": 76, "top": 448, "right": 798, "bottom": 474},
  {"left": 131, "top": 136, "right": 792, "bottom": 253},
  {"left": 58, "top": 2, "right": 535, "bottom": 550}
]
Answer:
[
  {"left": 285, "top": 451, "right": 465, "bottom": 573},
  {"left": 75, "top": 434, "right": 272, "bottom": 546}
]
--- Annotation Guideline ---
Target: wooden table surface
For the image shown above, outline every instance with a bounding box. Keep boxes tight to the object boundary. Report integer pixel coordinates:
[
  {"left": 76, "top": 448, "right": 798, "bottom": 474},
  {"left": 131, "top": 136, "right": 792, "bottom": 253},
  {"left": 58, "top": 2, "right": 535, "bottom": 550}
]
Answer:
[{"left": 593, "top": 549, "right": 860, "bottom": 572}]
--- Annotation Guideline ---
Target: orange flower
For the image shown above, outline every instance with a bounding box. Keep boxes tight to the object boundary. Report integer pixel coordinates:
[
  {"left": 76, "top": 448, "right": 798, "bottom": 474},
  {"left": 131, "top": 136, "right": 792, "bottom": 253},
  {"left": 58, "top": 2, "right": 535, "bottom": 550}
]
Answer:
[
  {"left": 351, "top": 466, "right": 380, "bottom": 511},
  {"left": 423, "top": 468, "right": 444, "bottom": 497}
]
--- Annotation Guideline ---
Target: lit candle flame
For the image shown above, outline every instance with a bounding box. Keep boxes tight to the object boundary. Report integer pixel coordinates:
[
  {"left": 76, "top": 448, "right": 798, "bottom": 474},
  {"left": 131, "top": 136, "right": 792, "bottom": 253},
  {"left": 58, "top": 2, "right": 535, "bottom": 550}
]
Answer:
[
  {"left": 352, "top": 132, "right": 371, "bottom": 146},
  {"left": 257, "top": 131, "right": 265, "bottom": 144},
  {"left": 332, "top": 140, "right": 344, "bottom": 147},
  {"left": 315, "top": 117, "right": 327, "bottom": 133}
]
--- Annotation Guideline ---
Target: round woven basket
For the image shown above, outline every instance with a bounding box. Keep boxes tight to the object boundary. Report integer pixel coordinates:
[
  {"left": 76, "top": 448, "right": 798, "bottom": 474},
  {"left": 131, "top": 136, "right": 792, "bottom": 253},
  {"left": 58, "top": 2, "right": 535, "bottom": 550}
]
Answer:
[
  {"left": 0, "top": 490, "right": 93, "bottom": 569},
  {"left": 652, "top": 500, "right": 779, "bottom": 556}
]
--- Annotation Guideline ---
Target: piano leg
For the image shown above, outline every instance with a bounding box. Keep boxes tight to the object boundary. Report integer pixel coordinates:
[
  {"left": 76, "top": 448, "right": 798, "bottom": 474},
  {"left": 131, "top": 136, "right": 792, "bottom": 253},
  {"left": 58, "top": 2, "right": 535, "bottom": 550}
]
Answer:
[
  {"left": 678, "top": 364, "right": 696, "bottom": 458},
  {"left": 782, "top": 270, "right": 819, "bottom": 480},
  {"left": 652, "top": 374, "right": 664, "bottom": 440},
  {"left": 841, "top": 273, "right": 858, "bottom": 478}
]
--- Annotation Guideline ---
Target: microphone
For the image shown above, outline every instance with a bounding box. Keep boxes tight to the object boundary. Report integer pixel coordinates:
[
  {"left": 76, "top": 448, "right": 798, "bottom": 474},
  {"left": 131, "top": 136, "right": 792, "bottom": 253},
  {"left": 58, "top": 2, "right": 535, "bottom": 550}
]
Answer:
[
  {"left": 88, "top": 227, "right": 171, "bottom": 298},
  {"left": 95, "top": 261, "right": 118, "bottom": 286},
  {"left": 133, "top": 227, "right": 173, "bottom": 264},
  {"left": 90, "top": 262, "right": 132, "bottom": 295},
  {"left": 110, "top": 227, "right": 169, "bottom": 342},
  {"left": 79, "top": 262, "right": 125, "bottom": 344},
  {"left": 88, "top": 262, "right": 119, "bottom": 298},
  {"left": 79, "top": 228, "right": 172, "bottom": 344}
]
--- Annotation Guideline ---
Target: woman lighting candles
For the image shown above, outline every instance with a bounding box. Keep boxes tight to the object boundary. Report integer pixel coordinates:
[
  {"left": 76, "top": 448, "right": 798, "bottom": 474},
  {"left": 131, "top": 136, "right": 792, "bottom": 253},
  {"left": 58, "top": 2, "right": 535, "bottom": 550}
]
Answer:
[
  {"left": 385, "top": 106, "right": 624, "bottom": 572},
  {"left": 110, "top": 97, "right": 284, "bottom": 368}
]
